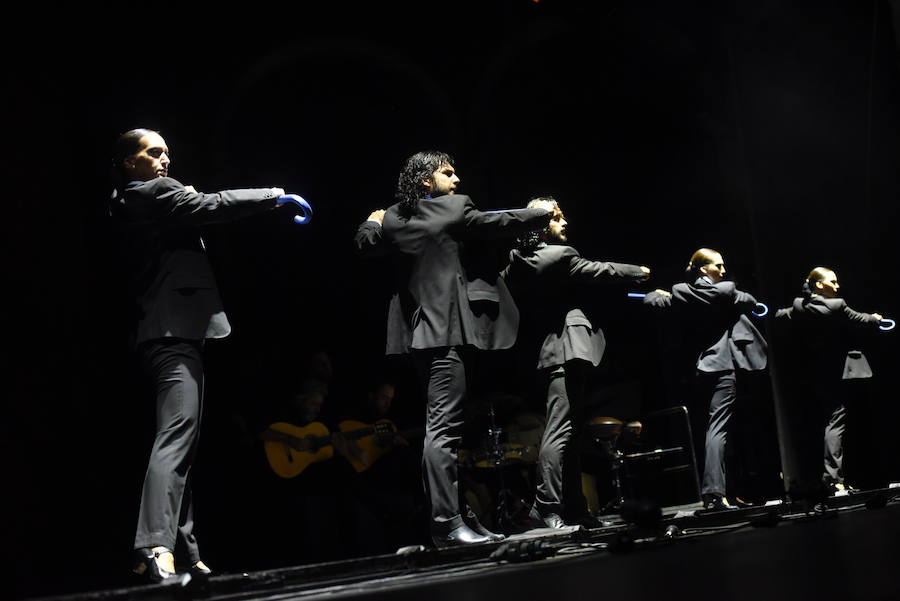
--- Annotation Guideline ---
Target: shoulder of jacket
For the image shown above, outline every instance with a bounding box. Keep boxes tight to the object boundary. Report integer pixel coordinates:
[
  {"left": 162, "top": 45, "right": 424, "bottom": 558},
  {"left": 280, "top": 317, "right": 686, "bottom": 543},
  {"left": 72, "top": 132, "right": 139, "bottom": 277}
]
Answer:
[
  {"left": 716, "top": 281, "right": 737, "bottom": 294},
  {"left": 130, "top": 177, "right": 182, "bottom": 194},
  {"left": 538, "top": 243, "right": 578, "bottom": 257},
  {"left": 453, "top": 194, "right": 474, "bottom": 208}
]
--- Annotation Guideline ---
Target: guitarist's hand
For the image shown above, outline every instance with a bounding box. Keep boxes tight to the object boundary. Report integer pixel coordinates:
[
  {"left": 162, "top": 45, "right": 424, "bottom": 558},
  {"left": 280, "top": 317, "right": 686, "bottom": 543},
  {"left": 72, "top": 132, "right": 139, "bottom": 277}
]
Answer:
[
  {"left": 332, "top": 433, "right": 364, "bottom": 462},
  {"left": 392, "top": 435, "right": 409, "bottom": 447}
]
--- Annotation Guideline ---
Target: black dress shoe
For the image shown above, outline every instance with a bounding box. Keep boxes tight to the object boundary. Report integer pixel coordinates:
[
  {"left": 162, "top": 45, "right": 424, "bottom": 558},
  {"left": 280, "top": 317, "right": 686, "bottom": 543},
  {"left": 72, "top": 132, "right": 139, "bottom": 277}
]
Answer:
[
  {"left": 702, "top": 495, "right": 738, "bottom": 511},
  {"left": 133, "top": 547, "right": 190, "bottom": 585},
  {"left": 542, "top": 513, "right": 567, "bottom": 529},
  {"left": 463, "top": 508, "right": 505, "bottom": 542},
  {"left": 527, "top": 505, "right": 567, "bottom": 529},
  {"left": 432, "top": 524, "right": 491, "bottom": 548},
  {"left": 571, "top": 513, "right": 613, "bottom": 529},
  {"left": 190, "top": 561, "right": 212, "bottom": 581},
  {"left": 469, "top": 520, "right": 505, "bottom": 541}
]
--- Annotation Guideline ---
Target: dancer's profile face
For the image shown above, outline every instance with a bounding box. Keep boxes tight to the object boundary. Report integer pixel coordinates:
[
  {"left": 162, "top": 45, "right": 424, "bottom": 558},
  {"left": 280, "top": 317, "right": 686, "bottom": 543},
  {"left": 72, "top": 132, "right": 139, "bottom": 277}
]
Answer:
[
  {"left": 815, "top": 271, "right": 840, "bottom": 298},
  {"left": 423, "top": 162, "right": 459, "bottom": 197},
  {"left": 125, "top": 132, "right": 170, "bottom": 181},
  {"left": 700, "top": 252, "right": 726, "bottom": 283},
  {"left": 546, "top": 202, "right": 568, "bottom": 243}
]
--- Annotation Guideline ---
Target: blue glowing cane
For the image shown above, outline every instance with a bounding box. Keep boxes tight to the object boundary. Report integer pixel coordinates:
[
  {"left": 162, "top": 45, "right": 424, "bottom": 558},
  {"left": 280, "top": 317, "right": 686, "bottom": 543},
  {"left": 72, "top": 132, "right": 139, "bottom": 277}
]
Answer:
[
  {"left": 880, "top": 318, "right": 896, "bottom": 331},
  {"left": 276, "top": 194, "right": 313, "bottom": 225},
  {"left": 752, "top": 302, "right": 769, "bottom": 317},
  {"left": 483, "top": 208, "right": 545, "bottom": 214},
  {"left": 627, "top": 293, "right": 769, "bottom": 319}
]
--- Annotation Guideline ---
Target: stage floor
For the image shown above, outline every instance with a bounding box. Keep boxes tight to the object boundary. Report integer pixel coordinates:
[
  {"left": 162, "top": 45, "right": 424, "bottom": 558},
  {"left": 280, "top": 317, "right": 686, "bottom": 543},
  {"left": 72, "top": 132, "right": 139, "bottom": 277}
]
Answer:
[{"left": 27, "top": 486, "right": 900, "bottom": 601}]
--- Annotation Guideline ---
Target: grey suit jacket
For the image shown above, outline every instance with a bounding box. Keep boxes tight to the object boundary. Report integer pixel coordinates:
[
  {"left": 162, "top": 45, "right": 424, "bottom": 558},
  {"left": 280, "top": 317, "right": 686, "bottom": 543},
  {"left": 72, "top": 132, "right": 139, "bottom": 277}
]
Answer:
[
  {"left": 109, "top": 177, "right": 279, "bottom": 345},
  {"left": 503, "top": 243, "right": 647, "bottom": 369},
  {"left": 354, "top": 194, "right": 551, "bottom": 355},
  {"left": 644, "top": 277, "right": 768, "bottom": 372},
  {"left": 775, "top": 294, "right": 880, "bottom": 379}
]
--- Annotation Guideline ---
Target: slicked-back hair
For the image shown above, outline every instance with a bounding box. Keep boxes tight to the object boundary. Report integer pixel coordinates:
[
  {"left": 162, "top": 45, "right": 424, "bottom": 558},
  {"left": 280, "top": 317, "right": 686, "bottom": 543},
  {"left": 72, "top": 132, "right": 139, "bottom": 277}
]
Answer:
[
  {"left": 395, "top": 150, "right": 454, "bottom": 217},
  {"left": 516, "top": 196, "right": 556, "bottom": 254},
  {"left": 685, "top": 247, "right": 721, "bottom": 282},
  {"left": 803, "top": 266, "right": 836, "bottom": 296},
  {"left": 111, "top": 128, "right": 159, "bottom": 188}
]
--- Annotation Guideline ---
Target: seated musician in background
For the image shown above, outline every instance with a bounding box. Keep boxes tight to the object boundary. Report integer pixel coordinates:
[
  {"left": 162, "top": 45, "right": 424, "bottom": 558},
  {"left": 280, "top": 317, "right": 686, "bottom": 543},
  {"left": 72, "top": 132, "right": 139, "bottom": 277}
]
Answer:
[
  {"left": 775, "top": 267, "right": 883, "bottom": 497},
  {"left": 335, "top": 377, "right": 425, "bottom": 553},
  {"left": 260, "top": 377, "right": 353, "bottom": 562},
  {"left": 502, "top": 197, "right": 650, "bottom": 529},
  {"left": 334, "top": 380, "right": 412, "bottom": 469}
]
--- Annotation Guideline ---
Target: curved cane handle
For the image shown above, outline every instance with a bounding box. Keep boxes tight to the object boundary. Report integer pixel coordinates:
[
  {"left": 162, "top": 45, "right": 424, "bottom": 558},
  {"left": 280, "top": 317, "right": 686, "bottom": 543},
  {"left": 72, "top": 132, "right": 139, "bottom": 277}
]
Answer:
[
  {"left": 880, "top": 318, "right": 895, "bottom": 331},
  {"left": 752, "top": 302, "right": 769, "bottom": 318},
  {"left": 277, "top": 194, "right": 313, "bottom": 225}
]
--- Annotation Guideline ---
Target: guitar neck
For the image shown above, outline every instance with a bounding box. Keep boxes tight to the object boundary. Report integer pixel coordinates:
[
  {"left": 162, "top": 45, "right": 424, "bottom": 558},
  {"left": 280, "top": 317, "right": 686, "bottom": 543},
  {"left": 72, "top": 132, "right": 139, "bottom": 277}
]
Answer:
[{"left": 340, "top": 427, "right": 377, "bottom": 441}]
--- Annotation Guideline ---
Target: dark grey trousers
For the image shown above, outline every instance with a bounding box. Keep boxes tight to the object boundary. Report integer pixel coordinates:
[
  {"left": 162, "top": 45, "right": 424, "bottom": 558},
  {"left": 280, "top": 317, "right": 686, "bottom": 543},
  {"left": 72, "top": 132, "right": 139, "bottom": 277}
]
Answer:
[
  {"left": 133, "top": 338, "right": 204, "bottom": 563},
  {"left": 697, "top": 370, "right": 737, "bottom": 497},
  {"left": 414, "top": 347, "right": 468, "bottom": 532},
  {"left": 534, "top": 362, "right": 588, "bottom": 518},
  {"left": 823, "top": 403, "right": 846, "bottom": 484}
]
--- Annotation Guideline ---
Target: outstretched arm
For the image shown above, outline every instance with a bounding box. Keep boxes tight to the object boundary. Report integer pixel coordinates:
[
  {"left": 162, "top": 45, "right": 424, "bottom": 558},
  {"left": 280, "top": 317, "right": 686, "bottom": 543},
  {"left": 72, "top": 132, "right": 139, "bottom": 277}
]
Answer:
[
  {"left": 118, "top": 177, "right": 284, "bottom": 225},
  {"left": 841, "top": 300, "right": 882, "bottom": 326},
  {"left": 732, "top": 288, "right": 759, "bottom": 312},
  {"left": 566, "top": 250, "right": 650, "bottom": 284},
  {"left": 462, "top": 197, "right": 552, "bottom": 239},
  {"left": 643, "top": 289, "right": 673, "bottom": 308}
]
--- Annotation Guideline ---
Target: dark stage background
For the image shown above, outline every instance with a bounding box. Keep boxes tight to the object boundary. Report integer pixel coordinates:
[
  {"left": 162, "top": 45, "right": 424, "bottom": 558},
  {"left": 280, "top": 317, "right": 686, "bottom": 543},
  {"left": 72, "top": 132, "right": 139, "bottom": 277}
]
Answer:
[{"left": 7, "top": 1, "right": 900, "bottom": 598}]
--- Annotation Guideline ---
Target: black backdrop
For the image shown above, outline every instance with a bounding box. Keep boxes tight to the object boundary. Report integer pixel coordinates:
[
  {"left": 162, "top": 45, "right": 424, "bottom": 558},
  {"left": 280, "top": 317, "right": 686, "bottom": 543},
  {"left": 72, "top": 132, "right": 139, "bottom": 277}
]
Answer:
[{"left": 7, "top": 1, "right": 900, "bottom": 598}]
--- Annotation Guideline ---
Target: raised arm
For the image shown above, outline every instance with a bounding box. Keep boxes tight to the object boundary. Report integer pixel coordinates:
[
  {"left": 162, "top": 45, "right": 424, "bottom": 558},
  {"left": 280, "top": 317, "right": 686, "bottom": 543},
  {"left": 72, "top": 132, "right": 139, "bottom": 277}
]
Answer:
[{"left": 354, "top": 209, "right": 390, "bottom": 258}]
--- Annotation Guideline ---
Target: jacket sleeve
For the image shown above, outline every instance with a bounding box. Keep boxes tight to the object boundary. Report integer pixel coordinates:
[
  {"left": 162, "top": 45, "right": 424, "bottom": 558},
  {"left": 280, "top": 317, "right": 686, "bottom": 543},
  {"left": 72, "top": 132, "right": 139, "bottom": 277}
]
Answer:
[
  {"left": 775, "top": 307, "right": 792, "bottom": 319},
  {"left": 118, "top": 177, "right": 279, "bottom": 225},
  {"left": 354, "top": 220, "right": 390, "bottom": 258},
  {"left": 564, "top": 248, "right": 646, "bottom": 283},
  {"left": 719, "top": 282, "right": 758, "bottom": 312},
  {"left": 643, "top": 289, "right": 673, "bottom": 309},
  {"left": 462, "top": 197, "right": 551, "bottom": 239},
  {"left": 840, "top": 299, "right": 881, "bottom": 326}
]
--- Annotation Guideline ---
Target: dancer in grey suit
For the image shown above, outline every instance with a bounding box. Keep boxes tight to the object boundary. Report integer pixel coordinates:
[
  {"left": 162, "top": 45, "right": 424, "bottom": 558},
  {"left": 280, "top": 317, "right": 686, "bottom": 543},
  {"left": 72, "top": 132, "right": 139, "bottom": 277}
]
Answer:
[
  {"left": 109, "top": 128, "right": 287, "bottom": 582},
  {"left": 644, "top": 248, "right": 767, "bottom": 510},
  {"left": 775, "top": 267, "right": 882, "bottom": 495},
  {"left": 502, "top": 197, "right": 649, "bottom": 528},
  {"left": 355, "top": 151, "right": 551, "bottom": 546}
]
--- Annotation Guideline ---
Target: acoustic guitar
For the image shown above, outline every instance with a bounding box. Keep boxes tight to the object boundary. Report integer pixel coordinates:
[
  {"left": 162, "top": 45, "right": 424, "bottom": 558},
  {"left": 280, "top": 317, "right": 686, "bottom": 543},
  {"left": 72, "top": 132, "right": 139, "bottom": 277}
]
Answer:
[{"left": 262, "top": 419, "right": 422, "bottom": 479}]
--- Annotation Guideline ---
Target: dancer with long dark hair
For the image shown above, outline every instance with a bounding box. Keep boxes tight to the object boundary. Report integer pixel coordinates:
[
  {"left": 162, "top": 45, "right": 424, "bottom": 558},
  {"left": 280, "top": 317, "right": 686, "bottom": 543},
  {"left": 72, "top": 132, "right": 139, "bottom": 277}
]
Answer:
[
  {"left": 502, "top": 197, "right": 650, "bottom": 528},
  {"left": 355, "top": 151, "right": 551, "bottom": 546}
]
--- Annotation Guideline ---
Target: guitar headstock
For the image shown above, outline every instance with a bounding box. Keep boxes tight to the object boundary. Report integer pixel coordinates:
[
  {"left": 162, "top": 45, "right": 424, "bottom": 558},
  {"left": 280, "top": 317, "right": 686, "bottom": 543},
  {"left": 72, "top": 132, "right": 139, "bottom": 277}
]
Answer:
[{"left": 374, "top": 422, "right": 394, "bottom": 436}]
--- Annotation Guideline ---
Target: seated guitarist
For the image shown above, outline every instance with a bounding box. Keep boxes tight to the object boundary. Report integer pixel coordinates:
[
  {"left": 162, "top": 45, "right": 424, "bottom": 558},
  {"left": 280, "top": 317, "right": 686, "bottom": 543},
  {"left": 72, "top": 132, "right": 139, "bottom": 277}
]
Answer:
[
  {"left": 336, "top": 377, "right": 424, "bottom": 554},
  {"left": 260, "top": 377, "right": 355, "bottom": 562},
  {"left": 334, "top": 380, "right": 411, "bottom": 465}
]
